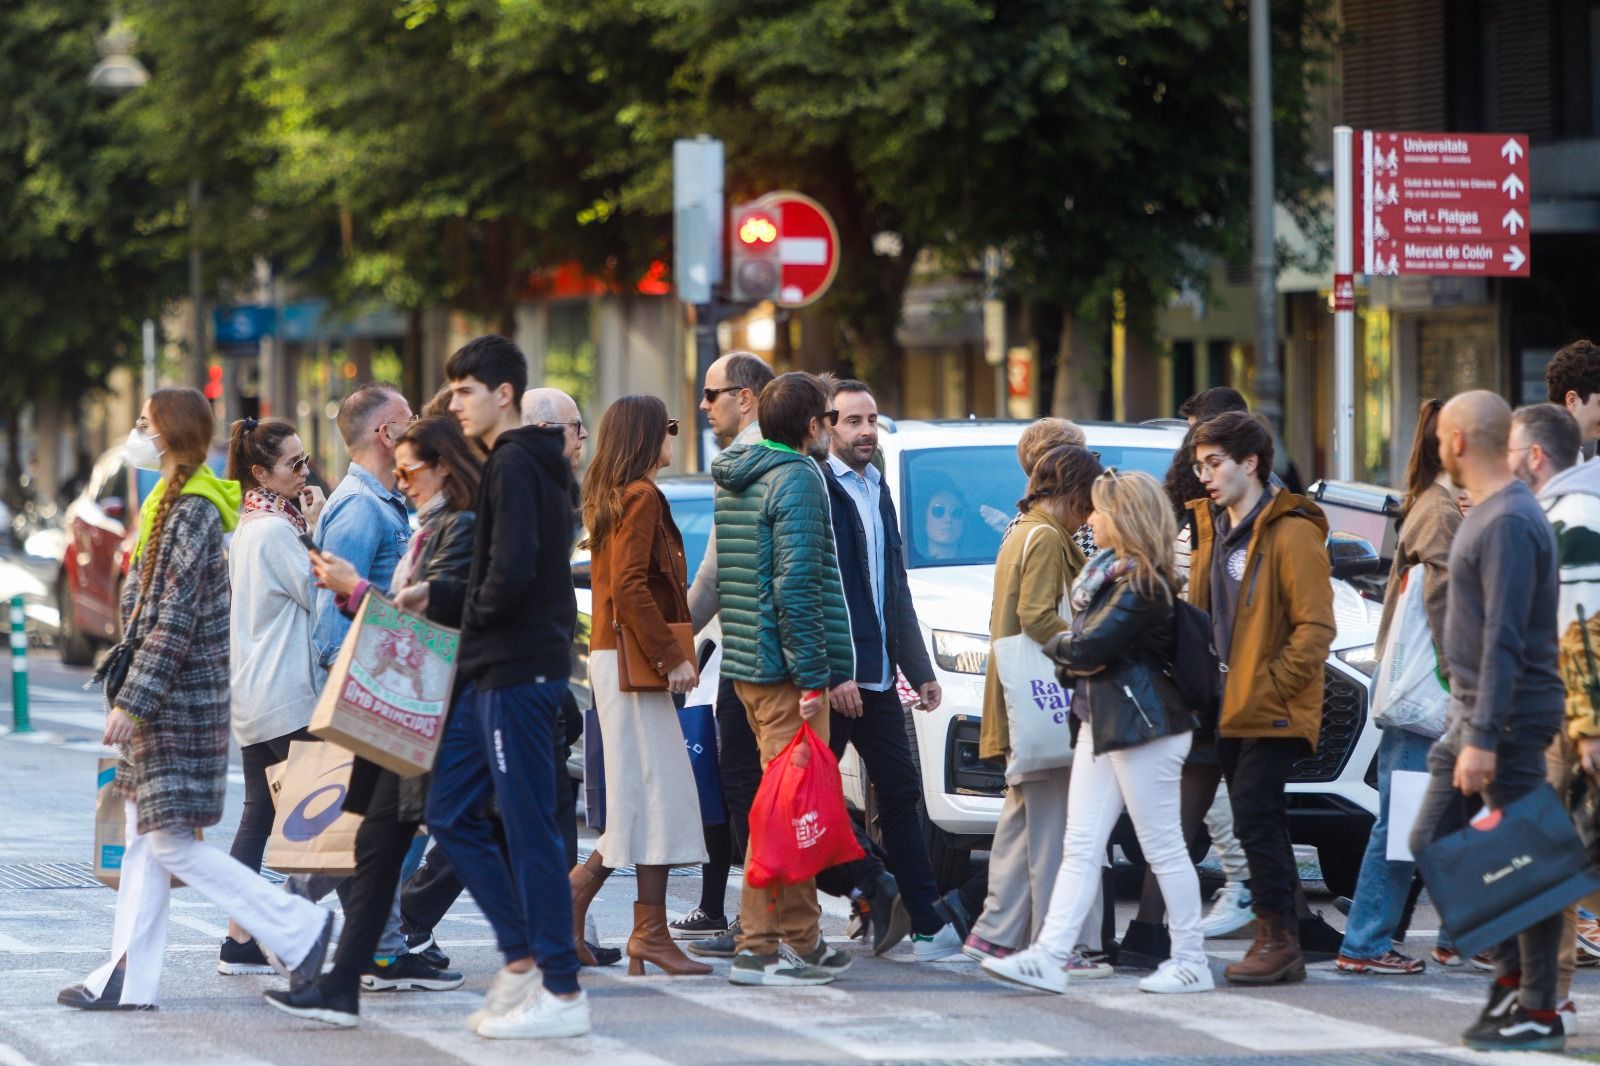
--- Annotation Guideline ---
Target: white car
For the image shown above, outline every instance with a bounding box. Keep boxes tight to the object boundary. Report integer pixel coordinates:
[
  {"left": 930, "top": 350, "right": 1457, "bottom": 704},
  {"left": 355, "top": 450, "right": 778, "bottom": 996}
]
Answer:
[{"left": 838, "top": 419, "right": 1383, "bottom": 896}]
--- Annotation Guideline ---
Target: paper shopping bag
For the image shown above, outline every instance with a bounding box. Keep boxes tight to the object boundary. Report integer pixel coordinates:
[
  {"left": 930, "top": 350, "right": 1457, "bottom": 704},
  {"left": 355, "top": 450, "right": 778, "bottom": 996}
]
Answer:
[
  {"left": 264, "top": 741, "right": 361, "bottom": 876},
  {"left": 310, "top": 590, "right": 458, "bottom": 778},
  {"left": 93, "top": 758, "right": 191, "bottom": 888}
]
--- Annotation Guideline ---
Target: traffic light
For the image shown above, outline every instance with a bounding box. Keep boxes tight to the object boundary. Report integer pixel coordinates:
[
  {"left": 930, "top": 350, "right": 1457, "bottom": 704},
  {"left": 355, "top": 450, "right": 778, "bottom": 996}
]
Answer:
[
  {"left": 204, "top": 363, "right": 223, "bottom": 401},
  {"left": 729, "top": 202, "right": 781, "bottom": 302}
]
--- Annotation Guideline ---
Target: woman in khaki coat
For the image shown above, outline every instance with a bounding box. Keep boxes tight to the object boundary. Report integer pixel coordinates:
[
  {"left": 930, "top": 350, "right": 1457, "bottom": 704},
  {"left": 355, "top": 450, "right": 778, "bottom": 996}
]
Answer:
[
  {"left": 965, "top": 445, "right": 1102, "bottom": 962},
  {"left": 568, "top": 395, "right": 710, "bottom": 977}
]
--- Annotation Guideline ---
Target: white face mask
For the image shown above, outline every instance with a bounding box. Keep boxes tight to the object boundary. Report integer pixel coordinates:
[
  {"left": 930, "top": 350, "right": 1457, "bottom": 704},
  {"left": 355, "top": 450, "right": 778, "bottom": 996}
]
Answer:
[{"left": 123, "top": 427, "right": 165, "bottom": 471}]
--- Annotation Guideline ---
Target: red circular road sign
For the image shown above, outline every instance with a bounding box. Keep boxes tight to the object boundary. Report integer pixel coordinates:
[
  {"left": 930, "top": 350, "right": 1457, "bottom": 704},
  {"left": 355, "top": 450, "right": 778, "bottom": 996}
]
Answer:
[{"left": 754, "top": 190, "right": 839, "bottom": 308}]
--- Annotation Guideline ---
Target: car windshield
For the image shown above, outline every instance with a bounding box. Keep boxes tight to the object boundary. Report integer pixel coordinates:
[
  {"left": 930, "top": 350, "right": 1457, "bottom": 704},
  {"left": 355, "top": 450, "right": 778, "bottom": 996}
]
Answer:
[
  {"left": 670, "top": 493, "right": 714, "bottom": 577},
  {"left": 900, "top": 443, "right": 1177, "bottom": 568}
]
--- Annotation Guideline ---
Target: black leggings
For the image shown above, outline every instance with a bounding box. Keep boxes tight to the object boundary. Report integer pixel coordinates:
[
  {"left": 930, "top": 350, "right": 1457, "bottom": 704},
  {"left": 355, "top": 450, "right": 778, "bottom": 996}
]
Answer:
[
  {"left": 1135, "top": 761, "right": 1223, "bottom": 923},
  {"left": 698, "top": 821, "right": 734, "bottom": 919},
  {"left": 227, "top": 728, "right": 313, "bottom": 874}
]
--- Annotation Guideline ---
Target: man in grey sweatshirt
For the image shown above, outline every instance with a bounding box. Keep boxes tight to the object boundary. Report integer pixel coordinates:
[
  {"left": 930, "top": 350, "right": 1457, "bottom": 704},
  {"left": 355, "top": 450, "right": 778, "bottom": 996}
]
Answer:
[{"left": 1410, "top": 390, "right": 1567, "bottom": 1052}]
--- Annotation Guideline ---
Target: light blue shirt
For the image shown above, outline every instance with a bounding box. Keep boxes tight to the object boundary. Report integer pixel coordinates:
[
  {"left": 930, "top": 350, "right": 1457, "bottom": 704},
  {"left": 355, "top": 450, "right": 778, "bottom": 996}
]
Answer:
[
  {"left": 828, "top": 454, "right": 890, "bottom": 690},
  {"left": 312, "top": 462, "right": 412, "bottom": 669}
]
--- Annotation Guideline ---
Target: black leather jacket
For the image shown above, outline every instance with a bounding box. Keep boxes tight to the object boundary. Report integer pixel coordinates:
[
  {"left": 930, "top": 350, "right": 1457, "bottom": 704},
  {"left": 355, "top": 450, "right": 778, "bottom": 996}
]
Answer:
[{"left": 1043, "top": 568, "right": 1195, "bottom": 756}]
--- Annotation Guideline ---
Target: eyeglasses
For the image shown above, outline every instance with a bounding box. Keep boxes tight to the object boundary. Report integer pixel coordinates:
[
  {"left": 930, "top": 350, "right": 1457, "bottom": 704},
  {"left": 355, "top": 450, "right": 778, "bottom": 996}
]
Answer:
[
  {"left": 1097, "top": 466, "right": 1120, "bottom": 480},
  {"left": 1192, "top": 455, "right": 1235, "bottom": 479},
  {"left": 824, "top": 409, "right": 840, "bottom": 426},
  {"left": 548, "top": 419, "right": 585, "bottom": 435},
  {"left": 929, "top": 503, "right": 966, "bottom": 520},
  {"left": 393, "top": 459, "right": 431, "bottom": 485},
  {"left": 666, "top": 419, "right": 680, "bottom": 437},
  {"left": 376, "top": 416, "right": 418, "bottom": 436},
  {"left": 703, "top": 385, "right": 746, "bottom": 404}
]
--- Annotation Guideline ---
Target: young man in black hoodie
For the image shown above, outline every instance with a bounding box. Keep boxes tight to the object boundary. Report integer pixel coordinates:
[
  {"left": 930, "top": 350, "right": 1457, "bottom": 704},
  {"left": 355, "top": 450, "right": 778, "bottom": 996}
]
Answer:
[{"left": 415, "top": 336, "right": 589, "bottom": 1040}]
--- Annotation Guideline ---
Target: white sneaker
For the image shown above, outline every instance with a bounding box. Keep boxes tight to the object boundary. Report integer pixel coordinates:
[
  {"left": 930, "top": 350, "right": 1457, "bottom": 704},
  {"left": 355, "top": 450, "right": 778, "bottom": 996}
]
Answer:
[
  {"left": 478, "top": 988, "right": 590, "bottom": 1040},
  {"left": 585, "top": 914, "right": 599, "bottom": 944},
  {"left": 911, "top": 924, "right": 963, "bottom": 962},
  {"left": 1201, "top": 882, "right": 1253, "bottom": 938},
  {"left": 468, "top": 966, "right": 541, "bottom": 1033},
  {"left": 1139, "top": 959, "right": 1215, "bottom": 994},
  {"left": 981, "top": 946, "right": 1068, "bottom": 994}
]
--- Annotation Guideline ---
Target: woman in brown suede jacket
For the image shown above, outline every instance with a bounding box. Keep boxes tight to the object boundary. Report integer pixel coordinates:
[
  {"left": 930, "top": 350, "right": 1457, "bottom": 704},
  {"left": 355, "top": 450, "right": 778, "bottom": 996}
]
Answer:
[{"left": 568, "top": 395, "right": 709, "bottom": 977}]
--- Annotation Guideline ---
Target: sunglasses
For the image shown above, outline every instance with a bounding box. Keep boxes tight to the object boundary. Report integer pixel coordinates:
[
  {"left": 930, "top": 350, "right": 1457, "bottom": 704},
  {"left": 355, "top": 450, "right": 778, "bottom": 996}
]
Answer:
[
  {"left": 282, "top": 455, "right": 311, "bottom": 475},
  {"left": 666, "top": 419, "right": 680, "bottom": 437},
  {"left": 376, "top": 416, "right": 419, "bottom": 436},
  {"left": 929, "top": 503, "right": 966, "bottom": 520},
  {"left": 393, "top": 459, "right": 431, "bottom": 485},
  {"left": 824, "top": 409, "right": 840, "bottom": 426},
  {"left": 1097, "top": 465, "right": 1119, "bottom": 480},
  {"left": 703, "top": 385, "right": 747, "bottom": 404}
]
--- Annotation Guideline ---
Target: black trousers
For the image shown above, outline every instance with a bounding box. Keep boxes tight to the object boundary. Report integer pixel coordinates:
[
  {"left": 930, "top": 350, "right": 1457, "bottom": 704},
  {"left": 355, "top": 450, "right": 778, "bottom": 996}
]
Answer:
[
  {"left": 821, "top": 686, "right": 943, "bottom": 935},
  {"left": 715, "top": 675, "right": 762, "bottom": 861},
  {"left": 228, "top": 728, "right": 312, "bottom": 874},
  {"left": 328, "top": 771, "right": 418, "bottom": 992},
  {"left": 1217, "top": 736, "right": 1307, "bottom": 919}
]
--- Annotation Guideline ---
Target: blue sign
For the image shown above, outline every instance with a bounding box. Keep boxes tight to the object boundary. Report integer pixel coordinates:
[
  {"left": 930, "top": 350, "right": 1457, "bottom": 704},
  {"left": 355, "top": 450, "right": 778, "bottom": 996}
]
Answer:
[{"left": 213, "top": 305, "right": 276, "bottom": 344}]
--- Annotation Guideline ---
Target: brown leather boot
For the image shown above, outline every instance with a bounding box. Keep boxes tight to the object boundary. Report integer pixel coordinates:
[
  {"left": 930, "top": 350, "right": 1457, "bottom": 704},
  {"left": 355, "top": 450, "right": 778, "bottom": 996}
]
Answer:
[
  {"left": 570, "top": 863, "right": 607, "bottom": 967},
  {"left": 626, "top": 903, "right": 713, "bottom": 976},
  {"left": 1224, "top": 912, "right": 1306, "bottom": 985}
]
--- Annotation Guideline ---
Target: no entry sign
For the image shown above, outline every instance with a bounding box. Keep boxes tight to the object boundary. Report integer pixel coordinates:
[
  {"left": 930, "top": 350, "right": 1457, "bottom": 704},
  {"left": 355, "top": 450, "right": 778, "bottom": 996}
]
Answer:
[
  {"left": 1359, "top": 130, "right": 1530, "bottom": 278},
  {"left": 754, "top": 191, "right": 840, "bottom": 307}
]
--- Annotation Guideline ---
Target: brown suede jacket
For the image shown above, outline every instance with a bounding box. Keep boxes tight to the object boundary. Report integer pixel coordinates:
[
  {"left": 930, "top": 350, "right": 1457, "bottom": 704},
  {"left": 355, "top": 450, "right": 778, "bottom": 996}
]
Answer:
[{"left": 590, "top": 480, "right": 692, "bottom": 677}]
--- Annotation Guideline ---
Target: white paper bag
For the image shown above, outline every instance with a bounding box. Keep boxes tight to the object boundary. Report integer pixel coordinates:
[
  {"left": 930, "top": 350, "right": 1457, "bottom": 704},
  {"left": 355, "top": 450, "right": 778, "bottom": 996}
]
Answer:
[{"left": 1386, "top": 769, "right": 1432, "bottom": 862}]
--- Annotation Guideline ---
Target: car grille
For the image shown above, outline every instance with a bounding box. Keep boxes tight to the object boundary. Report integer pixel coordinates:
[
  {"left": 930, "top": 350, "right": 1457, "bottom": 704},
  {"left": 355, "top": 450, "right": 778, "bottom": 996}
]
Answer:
[{"left": 1289, "top": 666, "right": 1366, "bottom": 783}]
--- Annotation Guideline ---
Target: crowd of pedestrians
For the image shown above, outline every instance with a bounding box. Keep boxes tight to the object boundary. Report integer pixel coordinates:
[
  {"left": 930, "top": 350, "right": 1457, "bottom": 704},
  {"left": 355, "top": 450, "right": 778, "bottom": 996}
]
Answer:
[{"left": 55, "top": 333, "right": 1600, "bottom": 1052}]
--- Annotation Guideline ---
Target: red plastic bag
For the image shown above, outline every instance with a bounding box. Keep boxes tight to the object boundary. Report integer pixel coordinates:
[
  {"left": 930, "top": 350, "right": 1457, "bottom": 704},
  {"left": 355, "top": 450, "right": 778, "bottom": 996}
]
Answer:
[{"left": 746, "top": 722, "right": 864, "bottom": 888}]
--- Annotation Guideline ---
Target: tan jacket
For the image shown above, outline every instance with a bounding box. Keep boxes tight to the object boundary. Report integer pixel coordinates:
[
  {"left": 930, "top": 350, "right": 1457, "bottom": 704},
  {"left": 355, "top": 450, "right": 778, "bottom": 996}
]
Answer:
[
  {"left": 979, "top": 507, "right": 1086, "bottom": 760},
  {"left": 1375, "top": 481, "right": 1461, "bottom": 677},
  {"left": 1188, "top": 489, "right": 1335, "bottom": 748}
]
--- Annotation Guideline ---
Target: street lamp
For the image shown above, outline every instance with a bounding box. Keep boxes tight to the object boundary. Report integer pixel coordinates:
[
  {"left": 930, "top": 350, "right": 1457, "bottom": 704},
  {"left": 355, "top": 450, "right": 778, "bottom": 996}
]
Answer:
[{"left": 89, "top": 16, "right": 206, "bottom": 395}]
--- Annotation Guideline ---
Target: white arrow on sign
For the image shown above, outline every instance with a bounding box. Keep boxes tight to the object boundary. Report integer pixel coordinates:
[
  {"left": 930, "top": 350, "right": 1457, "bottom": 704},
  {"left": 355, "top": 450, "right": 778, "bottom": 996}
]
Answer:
[
  {"left": 1502, "top": 173, "right": 1525, "bottom": 198},
  {"left": 1503, "top": 245, "right": 1526, "bottom": 271},
  {"left": 1501, "top": 138, "right": 1524, "bottom": 164},
  {"left": 1502, "top": 208, "right": 1526, "bottom": 235}
]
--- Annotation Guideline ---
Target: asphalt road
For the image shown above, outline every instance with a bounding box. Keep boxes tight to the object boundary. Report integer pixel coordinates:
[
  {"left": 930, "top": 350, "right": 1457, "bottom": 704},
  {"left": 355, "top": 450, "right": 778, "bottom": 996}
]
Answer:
[{"left": 0, "top": 652, "right": 1587, "bottom": 1065}]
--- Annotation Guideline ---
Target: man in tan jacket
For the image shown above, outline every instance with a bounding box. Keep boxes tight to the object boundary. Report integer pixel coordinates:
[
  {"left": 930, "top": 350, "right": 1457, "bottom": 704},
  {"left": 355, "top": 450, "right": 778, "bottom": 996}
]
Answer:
[{"left": 1188, "top": 412, "right": 1335, "bottom": 985}]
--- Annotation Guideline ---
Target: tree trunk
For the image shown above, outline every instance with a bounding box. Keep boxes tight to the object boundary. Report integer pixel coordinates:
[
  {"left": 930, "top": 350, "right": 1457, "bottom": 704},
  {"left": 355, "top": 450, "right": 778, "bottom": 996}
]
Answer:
[{"left": 1050, "top": 307, "right": 1109, "bottom": 421}]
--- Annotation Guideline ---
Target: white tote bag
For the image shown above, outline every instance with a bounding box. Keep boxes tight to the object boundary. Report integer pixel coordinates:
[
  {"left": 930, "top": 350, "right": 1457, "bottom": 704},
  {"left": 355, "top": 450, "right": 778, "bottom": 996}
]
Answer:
[
  {"left": 993, "top": 526, "right": 1075, "bottom": 778},
  {"left": 1371, "top": 564, "right": 1449, "bottom": 739}
]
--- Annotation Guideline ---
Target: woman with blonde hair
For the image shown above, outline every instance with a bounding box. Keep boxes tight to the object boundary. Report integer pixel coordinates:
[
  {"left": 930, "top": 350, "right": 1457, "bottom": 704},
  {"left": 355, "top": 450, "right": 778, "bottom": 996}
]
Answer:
[
  {"left": 568, "top": 395, "right": 710, "bottom": 976},
  {"left": 983, "top": 469, "right": 1210, "bottom": 995}
]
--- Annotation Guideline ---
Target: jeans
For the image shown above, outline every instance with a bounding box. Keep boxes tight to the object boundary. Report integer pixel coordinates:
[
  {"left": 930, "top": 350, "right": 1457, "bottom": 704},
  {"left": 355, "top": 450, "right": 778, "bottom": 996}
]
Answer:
[
  {"left": 824, "top": 686, "right": 944, "bottom": 935},
  {"left": 427, "top": 680, "right": 580, "bottom": 995},
  {"left": 1037, "top": 729, "right": 1203, "bottom": 967},
  {"left": 1340, "top": 726, "right": 1455, "bottom": 959},
  {"left": 1410, "top": 722, "right": 1563, "bottom": 1012},
  {"left": 715, "top": 676, "right": 761, "bottom": 863},
  {"left": 1218, "top": 737, "right": 1306, "bottom": 919}
]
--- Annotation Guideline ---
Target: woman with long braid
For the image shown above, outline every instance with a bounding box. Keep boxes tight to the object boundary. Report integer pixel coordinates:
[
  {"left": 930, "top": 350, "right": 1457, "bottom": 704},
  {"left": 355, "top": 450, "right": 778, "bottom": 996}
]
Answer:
[{"left": 58, "top": 388, "right": 335, "bottom": 1011}]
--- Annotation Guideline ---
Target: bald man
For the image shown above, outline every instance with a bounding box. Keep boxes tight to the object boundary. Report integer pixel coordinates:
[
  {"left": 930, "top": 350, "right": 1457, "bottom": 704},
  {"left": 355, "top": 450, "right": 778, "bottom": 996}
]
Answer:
[
  {"left": 522, "top": 387, "right": 587, "bottom": 474},
  {"left": 1409, "top": 390, "right": 1569, "bottom": 1051}
]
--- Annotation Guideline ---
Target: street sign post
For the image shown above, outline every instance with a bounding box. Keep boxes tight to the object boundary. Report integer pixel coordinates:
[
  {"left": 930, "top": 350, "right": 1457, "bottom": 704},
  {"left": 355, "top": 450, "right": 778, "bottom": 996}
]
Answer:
[
  {"left": 1359, "top": 131, "right": 1530, "bottom": 279},
  {"left": 753, "top": 191, "right": 840, "bottom": 308}
]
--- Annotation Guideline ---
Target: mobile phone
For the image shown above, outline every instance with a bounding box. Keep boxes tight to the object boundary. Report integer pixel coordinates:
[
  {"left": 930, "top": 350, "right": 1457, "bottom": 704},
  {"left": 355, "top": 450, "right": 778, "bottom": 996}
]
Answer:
[{"left": 298, "top": 531, "right": 319, "bottom": 554}]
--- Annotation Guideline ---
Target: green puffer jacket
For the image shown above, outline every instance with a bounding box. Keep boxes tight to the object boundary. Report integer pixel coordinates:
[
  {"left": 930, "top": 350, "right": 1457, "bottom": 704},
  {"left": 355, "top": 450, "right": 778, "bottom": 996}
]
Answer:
[{"left": 711, "top": 441, "right": 855, "bottom": 690}]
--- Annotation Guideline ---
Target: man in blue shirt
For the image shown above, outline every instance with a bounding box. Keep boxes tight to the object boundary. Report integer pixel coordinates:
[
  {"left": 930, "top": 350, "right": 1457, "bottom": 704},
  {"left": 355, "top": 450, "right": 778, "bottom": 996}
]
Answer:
[
  {"left": 312, "top": 383, "right": 415, "bottom": 668},
  {"left": 822, "top": 380, "right": 960, "bottom": 961}
]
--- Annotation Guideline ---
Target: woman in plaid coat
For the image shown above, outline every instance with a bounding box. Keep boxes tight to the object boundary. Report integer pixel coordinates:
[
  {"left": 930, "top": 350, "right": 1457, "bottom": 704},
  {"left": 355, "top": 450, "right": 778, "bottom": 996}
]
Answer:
[{"left": 58, "top": 388, "right": 335, "bottom": 1012}]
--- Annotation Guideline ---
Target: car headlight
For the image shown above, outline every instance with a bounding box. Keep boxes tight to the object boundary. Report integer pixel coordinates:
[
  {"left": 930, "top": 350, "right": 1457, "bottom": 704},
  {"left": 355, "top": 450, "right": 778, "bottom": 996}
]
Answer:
[
  {"left": 1335, "top": 644, "right": 1379, "bottom": 678},
  {"left": 933, "top": 630, "right": 989, "bottom": 675}
]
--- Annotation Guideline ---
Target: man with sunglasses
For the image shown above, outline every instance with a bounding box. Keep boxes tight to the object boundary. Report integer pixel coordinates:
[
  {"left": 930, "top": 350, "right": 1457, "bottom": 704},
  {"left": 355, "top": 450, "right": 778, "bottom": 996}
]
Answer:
[{"left": 1187, "top": 411, "right": 1334, "bottom": 987}]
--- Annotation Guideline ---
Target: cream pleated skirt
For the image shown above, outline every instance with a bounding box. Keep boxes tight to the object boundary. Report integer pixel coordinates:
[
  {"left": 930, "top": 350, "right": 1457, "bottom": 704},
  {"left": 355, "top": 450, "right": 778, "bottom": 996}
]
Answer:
[{"left": 590, "top": 649, "right": 710, "bottom": 868}]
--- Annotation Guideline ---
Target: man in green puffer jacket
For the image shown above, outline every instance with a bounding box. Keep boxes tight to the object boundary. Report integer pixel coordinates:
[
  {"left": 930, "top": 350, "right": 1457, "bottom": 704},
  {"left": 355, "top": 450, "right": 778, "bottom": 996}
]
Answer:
[{"left": 712, "top": 371, "right": 856, "bottom": 988}]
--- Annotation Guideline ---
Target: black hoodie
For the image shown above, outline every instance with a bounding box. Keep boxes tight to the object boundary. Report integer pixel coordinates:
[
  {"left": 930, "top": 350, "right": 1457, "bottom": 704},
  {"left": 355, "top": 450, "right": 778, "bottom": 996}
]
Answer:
[{"left": 431, "top": 424, "right": 577, "bottom": 687}]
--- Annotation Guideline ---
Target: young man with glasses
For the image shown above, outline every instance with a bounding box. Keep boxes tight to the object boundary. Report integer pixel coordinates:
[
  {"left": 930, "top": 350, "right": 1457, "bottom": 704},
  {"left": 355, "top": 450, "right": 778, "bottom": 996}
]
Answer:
[{"left": 1186, "top": 411, "right": 1334, "bottom": 986}]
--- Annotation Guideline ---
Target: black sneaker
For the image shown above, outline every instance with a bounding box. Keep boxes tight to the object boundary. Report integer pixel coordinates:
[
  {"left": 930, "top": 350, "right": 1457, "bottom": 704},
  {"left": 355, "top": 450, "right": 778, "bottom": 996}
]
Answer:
[
  {"left": 860, "top": 873, "right": 911, "bottom": 957},
  {"left": 57, "top": 969, "right": 156, "bottom": 1012},
  {"left": 1463, "top": 1005, "right": 1564, "bottom": 1051},
  {"left": 1462, "top": 982, "right": 1521, "bottom": 1044},
  {"left": 218, "top": 937, "right": 276, "bottom": 976},
  {"left": 934, "top": 890, "right": 972, "bottom": 942},
  {"left": 687, "top": 917, "right": 742, "bottom": 959},
  {"left": 361, "top": 952, "right": 465, "bottom": 992},
  {"left": 669, "top": 907, "right": 729, "bottom": 941},
  {"left": 263, "top": 981, "right": 359, "bottom": 1028},
  {"left": 403, "top": 929, "right": 450, "bottom": 970},
  {"left": 585, "top": 939, "right": 623, "bottom": 967},
  {"left": 1298, "top": 912, "right": 1344, "bottom": 964},
  {"left": 1117, "top": 919, "right": 1170, "bottom": 970}
]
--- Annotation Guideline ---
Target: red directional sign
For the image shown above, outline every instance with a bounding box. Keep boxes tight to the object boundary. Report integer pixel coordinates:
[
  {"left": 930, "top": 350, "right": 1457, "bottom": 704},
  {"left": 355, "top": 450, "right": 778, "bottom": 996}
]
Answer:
[
  {"left": 1358, "top": 130, "right": 1530, "bottom": 278},
  {"left": 754, "top": 191, "right": 840, "bottom": 307}
]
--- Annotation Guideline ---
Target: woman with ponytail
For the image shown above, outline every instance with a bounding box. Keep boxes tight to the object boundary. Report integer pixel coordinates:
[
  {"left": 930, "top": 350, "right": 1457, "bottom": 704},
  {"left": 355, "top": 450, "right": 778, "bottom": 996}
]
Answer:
[
  {"left": 59, "top": 389, "right": 334, "bottom": 1012},
  {"left": 217, "top": 416, "right": 326, "bottom": 975}
]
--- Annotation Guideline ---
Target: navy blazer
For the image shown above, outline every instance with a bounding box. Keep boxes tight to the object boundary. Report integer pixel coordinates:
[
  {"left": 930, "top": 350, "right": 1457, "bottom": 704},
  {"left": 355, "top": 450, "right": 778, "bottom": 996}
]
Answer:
[{"left": 823, "top": 460, "right": 936, "bottom": 690}]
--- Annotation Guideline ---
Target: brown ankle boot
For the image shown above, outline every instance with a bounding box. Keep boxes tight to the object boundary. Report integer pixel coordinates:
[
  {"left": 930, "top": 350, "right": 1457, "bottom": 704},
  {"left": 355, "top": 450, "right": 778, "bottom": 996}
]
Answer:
[
  {"left": 570, "top": 863, "right": 606, "bottom": 967},
  {"left": 626, "top": 903, "right": 713, "bottom": 976},
  {"left": 1224, "top": 912, "right": 1305, "bottom": 985}
]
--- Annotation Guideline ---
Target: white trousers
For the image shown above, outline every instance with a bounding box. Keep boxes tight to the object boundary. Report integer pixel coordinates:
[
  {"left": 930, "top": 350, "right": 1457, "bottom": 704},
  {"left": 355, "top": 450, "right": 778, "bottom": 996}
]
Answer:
[
  {"left": 85, "top": 800, "right": 327, "bottom": 1006},
  {"left": 1205, "top": 779, "right": 1250, "bottom": 883},
  {"left": 1035, "top": 729, "right": 1207, "bottom": 968}
]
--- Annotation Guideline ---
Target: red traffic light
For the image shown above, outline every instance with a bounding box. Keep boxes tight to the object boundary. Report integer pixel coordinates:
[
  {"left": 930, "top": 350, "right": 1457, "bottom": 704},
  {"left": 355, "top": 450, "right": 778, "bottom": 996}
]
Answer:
[
  {"left": 737, "top": 212, "right": 779, "bottom": 247},
  {"left": 204, "top": 363, "right": 223, "bottom": 401}
]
